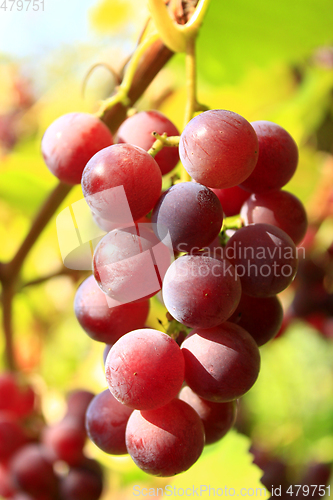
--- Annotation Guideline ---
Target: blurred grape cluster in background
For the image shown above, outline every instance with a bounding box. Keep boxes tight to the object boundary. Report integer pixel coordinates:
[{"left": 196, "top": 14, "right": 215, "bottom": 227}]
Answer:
[{"left": 1, "top": 0, "right": 333, "bottom": 498}]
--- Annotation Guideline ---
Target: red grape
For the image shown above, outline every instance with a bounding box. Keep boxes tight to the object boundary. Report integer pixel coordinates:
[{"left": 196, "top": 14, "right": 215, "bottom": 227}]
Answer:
[
  {"left": 59, "top": 460, "right": 103, "bottom": 500},
  {"left": 125, "top": 399, "right": 205, "bottom": 476},
  {"left": 240, "top": 121, "right": 298, "bottom": 192},
  {"left": 152, "top": 182, "right": 223, "bottom": 252},
  {"left": 42, "top": 416, "right": 86, "bottom": 466},
  {"left": 179, "top": 386, "right": 237, "bottom": 445},
  {"left": 85, "top": 389, "right": 133, "bottom": 455},
  {"left": 117, "top": 110, "right": 180, "bottom": 175},
  {"left": 74, "top": 275, "right": 150, "bottom": 343},
  {"left": 179, "top": 110, "right": 258, "bottom": 188},
  {"left": 162, "top": 254, "right": 241, "bottom": 328},
  {"left": 229, "top": 294, "right": 283, "bottom": 346},
  {"left": 105, "top": 329, "right": 185, "bottom": 410},
  {"left": 240, "top": 190, "right": 308, "bottom": 245},
  {"left": 41, "top": 112, "right": 113, "bottom": 185},
  {"left": 81, "top": 143, "right": 162, "bottom": 223},
  {"left": 0, "top": 412, "right": 27, "bottom": 461},
  {"left": 181, "top": 322, "right": 261, "bottom": 402},
  {"left": 210, "top": 186, "right": 250, "bottom": 217},
  {"left": 225, "top": 223, "right": 298, "bottom": 297},
  {"left": 65, "top": 389, "right": 95, "bottom": 428}
]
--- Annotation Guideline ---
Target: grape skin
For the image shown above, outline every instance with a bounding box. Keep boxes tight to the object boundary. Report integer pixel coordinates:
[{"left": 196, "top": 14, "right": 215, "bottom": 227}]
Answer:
[
  {"left": 179, "top": 386, "right": 237, "bottom": 445},
  {"left": 225, "top": 223, "right": 298, "bottom": 297},
  {"left": 125, "top": 399, "right": 205, "bottom": 477},
  {"left": 74, "top": 275, "right": 150, "bottom": 343},
  {"left": 229, "top": 294, "right": 283, "bottom": 346},
  {"left": 41, "top": 112, "right": 113, "bottom": 185},
  {"left": 81, "top": 143, "right": 162, "bottom": 222},
  {"left": 240, "top": 190, "right": 308, "bottom": 245},
  {"left": 179, "top": 109, "right": 258, "bottom": 189},
  {"left": 85, "top": 389, "right": 133, "bottom": 455},
  {"left": 105, "top": 329, "right": 185, "bottom": 411},
  {"left": 152, "top": 182, "right": 223, "bottom": 252},
  {"left": 42, "top": 416, "right": 86, "bottom": 466},
  {"left": 240, "top": 121, "right": 298, "bottom": 193},
  {"left": 181, "top": 322, "right": 261, "bottom": 402},
  {"left": 162, "top": 254, "right": 242, "bottom": 328},
  {"left": 210, "top": 186, "right": 250, "bottom": 217},
  {"left": 117, "top": 110, "right": 180, "bottom": 175}
]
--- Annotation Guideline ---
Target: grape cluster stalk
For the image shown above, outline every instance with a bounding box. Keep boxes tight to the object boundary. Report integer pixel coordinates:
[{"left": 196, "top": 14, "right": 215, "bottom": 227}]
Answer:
[{"left": 37, "top": 100, "right": 307, "bottom": 481}]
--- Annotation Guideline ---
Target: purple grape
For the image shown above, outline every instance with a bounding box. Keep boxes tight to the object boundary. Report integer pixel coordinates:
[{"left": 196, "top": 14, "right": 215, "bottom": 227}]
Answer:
[
  {"left": 162, "top": 254, "right": 241, "bottom": 328},
  {"left": 181, "top": 322, "right": 261, "bottom": 402},
  {"left": 152, "top": 182, "right": 223, "bottom": 252}
]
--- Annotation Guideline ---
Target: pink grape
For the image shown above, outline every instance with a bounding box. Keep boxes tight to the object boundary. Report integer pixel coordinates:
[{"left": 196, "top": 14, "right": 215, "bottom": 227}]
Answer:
[
  {"left": 179, "top": 110, "right": 258, "bottom": 188},
  {"left": 117, "top": 110, "right": 180, "bottom": 175},
  {"left": 210, "top": 186, "right": 250, "bottom": 217},
  {"left": 74, "top": 275, "right": 150, "bottom": 343},
  {"left": 86, "top": 389, "right": 133, "bottom": 455},
  {"left": 240, "top": 121, "right": 298, "bottom": 192},
  {"left": 41, "top": 112, "right": 113, "bottom": 185},
  {"left": 179, "top": 386, "right": 237, "bottom": 445},
  {"left": 181, "top": 322, "right": 261, "bottom": 402},
  {"left": 105, "top": 329, "right": 185, "bottom": 410},
  {"left": 125, "top": 399, "right": 205, "bottom": 476},
  {"left": 81, "top": 143, "right": 162, "bottom": 222}
]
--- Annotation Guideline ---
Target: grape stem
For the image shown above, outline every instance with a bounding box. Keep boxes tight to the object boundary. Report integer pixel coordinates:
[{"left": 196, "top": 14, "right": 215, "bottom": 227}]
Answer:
[
  {"left": 148, "top": 132, "right": 180, "bottom": 158},
  {"left": 219, "top": 214, "right": 244, "bottom": 246}
]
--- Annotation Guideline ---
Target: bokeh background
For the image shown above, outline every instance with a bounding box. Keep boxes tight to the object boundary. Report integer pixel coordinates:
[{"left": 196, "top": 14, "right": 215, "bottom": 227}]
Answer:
[{"left": 1, "top": 0, "right": 333, "bottom": 498}]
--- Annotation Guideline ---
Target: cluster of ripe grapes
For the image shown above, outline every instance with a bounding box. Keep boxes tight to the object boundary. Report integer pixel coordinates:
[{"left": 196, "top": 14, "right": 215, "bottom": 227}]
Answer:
[
  {"left": 0, "top": 372, "right": 103, "bottom": 500},
  {"left": 40, "top": 107, "right": 307, "bottom": 477}
]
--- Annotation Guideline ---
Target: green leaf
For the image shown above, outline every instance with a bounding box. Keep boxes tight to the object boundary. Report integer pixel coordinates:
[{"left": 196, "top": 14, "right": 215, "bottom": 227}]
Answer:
[{"left": 197, "top": 0, "right": 333, "bottom": 83}]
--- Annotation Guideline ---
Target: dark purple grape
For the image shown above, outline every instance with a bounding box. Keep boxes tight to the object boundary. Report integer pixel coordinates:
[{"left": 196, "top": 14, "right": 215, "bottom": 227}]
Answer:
[
  {"left": 179, "top": 110, "right": 258, "bottom": 188},
  {"left": 210, "top": 186, "right": 250, "bottom": 217},
  {"left": 93, "top": 224, "right": 171, "bottom": 303},
  {"left": 74, "top": 275, "right": 150, "bottom": 343},
  {"left": 181, "top": 322, "right": 261, "bottom": 402},
  {"left": 117, "top": 110, "right": 180, "bottom": 175},
  {"left": 125, "top": 399, "right": 205, "bottom": 476},
  {"left": 162, "top": 254, "right": 241, "bottom": 328},
  {"left": 81, "top": 143, "right": 162, "bottom": 223},
  {"left": 240, "top": 121, "right": 298, "bottom": 193},
  {"left": 105, "top": 329, "right": 184, "bottom": 410},
  {"left": 225, "top": 223, "right": 298, "bottom": 297},
  {"left": 179, "top": 386, "right": 237, "bottom": 445},
  {"left": 229, "top": 294, "right": 283, "bottom": 346},
  {"left": 240, "top": 190, "right": 308, "bottom": 245},
  {"left": 41, "top": 112, "right": 113, "bottom": 185},
  {"left": 86, "top": 389, "right": 133, "bottom": 455},
  {"left": 60, "top": 459, "right": 103, "bottom": 500},
  {"left": 152, "top": 182, "right": 223, "bottom": 252},
  {"left": 103, "top": 344, "right": 112, "bottom": 365},
  {"left": 10, "top": 444, "right": 58, "bottom": 496}
]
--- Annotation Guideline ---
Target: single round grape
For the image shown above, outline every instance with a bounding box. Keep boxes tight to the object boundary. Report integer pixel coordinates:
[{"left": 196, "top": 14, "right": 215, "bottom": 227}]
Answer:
[
  {"left": 42, "top": 416, "right": 86, "bottom": 466},
  {"left": 179, "top": 386, "right": 237, "bottom": 445},
  {"left": 105, "top": 329, "right": 185, "bottom": 410},
  {"left": 225, "top": 223, "right": 298, "bottom": 297},
  {"left": 81, "top": 143, "right": 162, "bottom": 222},
  {"left": 210, "top": 186, "right": 250, "bottom": 217},
  {"left": 162, "top": 254, "right": 241, "bottom": 328},
  {"left": 125, "top": 399, "right": 205, "bottom": 476},
  {"left": 0, "top": 373, "right": 19, "bottom": 413},
  {"left": 74, "top": 275, "right": 150, "bottom": 343},
  {"left": 179, "top": 110, "right": 258, "bottom": 188},
  {"left": 65, "top": 389, "right": 95, "bottom": 428},
  {"left": 93, "top": 224, "right": 171, "bottom": 303},
  {"left": 240, "top": 121, "right": 298, "bottom": 192},
  {"left": 10, "top": 444, "right": 58, "bottom": 496},
  {"left": 240, "top": 190, "right": 308, "bottom": 245},
  {"left": 0, "top": 412, "right": 27, "bottom": 461},
  {"left": 117, "top": 110, "right": 180, "bottom": 175},
  {"left": 181, "top": 322, "right": 261, "bottom": 402},
  {"left": 86, "top": 389, "right": 133, "bottom": 455},
  {"left": 0, "top": 462, "right": 16, "bottom": 498},
  {"left": 41, "top": 112, "right": 113, "bottom": 185},
  {"left": 59, "top": 459, "right": 103, "bottom": 500},
  {"left": 152, "top": 182, "right": 223, "bottom": 252},
  {"left": 229, "top": 293, "right": 283, "bottom": 346}
]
